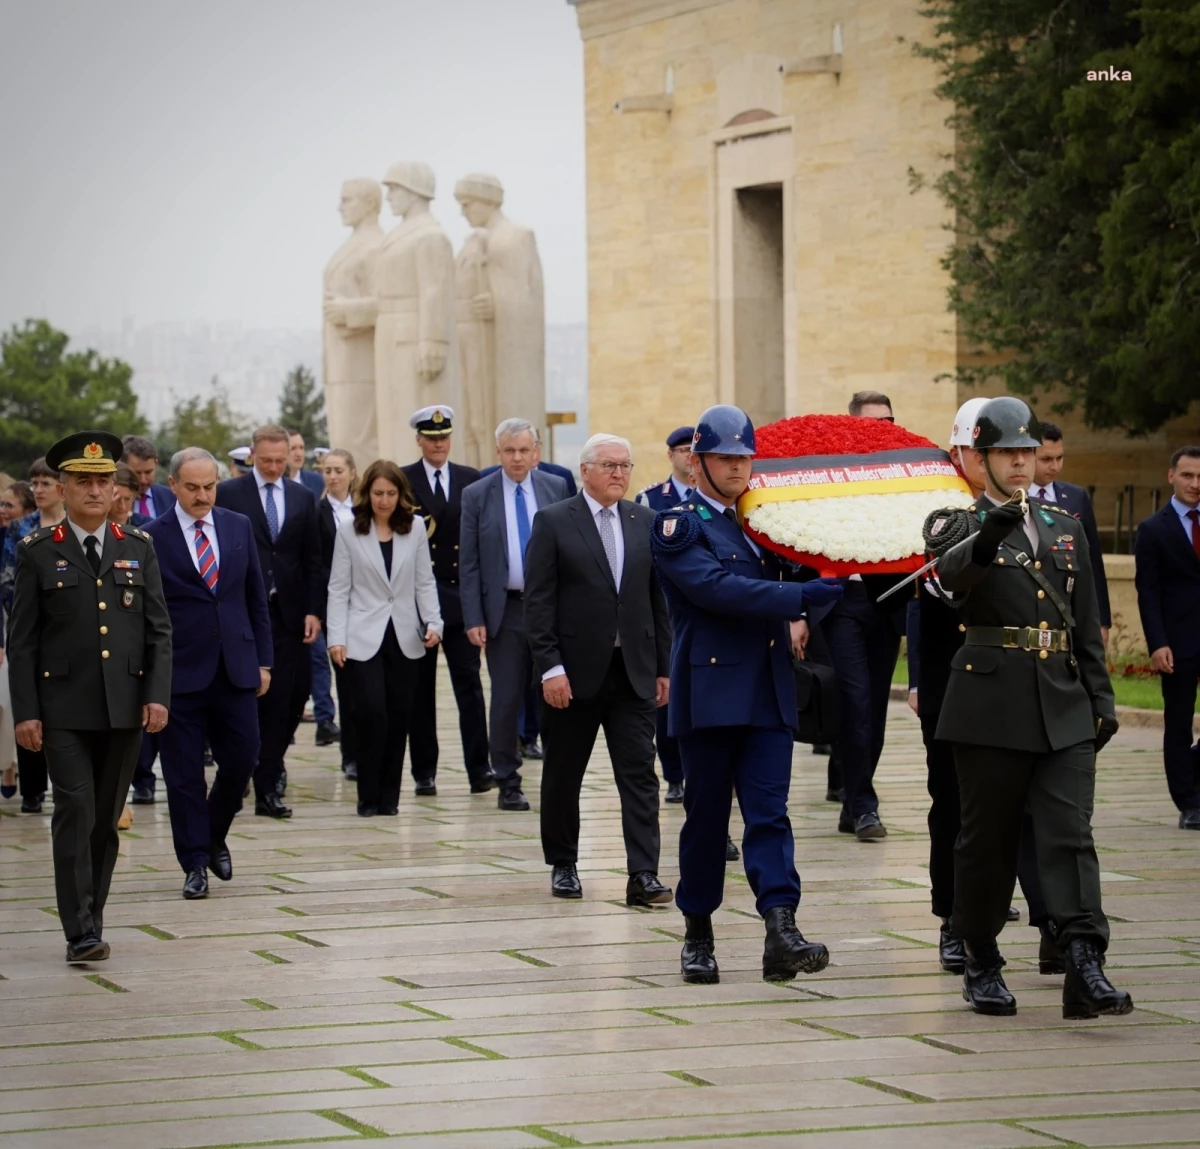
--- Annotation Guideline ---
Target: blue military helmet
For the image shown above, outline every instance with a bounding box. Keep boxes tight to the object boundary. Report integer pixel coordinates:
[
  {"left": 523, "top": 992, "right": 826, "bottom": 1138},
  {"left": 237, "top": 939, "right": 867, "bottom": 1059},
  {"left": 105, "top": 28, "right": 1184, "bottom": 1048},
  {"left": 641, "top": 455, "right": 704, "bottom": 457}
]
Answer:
[
  {"left": 691, "top": 405, "right": 756, "bottom": 455},
  {"left": 972, "top": 397, "right": 1042, "bottom": 451}
]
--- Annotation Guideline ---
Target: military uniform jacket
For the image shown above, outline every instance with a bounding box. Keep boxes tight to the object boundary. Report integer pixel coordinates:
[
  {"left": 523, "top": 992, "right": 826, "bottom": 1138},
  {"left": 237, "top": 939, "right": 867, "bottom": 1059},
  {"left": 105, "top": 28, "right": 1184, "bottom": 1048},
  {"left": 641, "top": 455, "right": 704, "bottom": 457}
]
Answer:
[
  {"left": 8, "top": 520, "right": 172, "bottom": 730},
  {"left": 934, "top": 502, "right": 1114, "bottom": 752},
  {"left": 650, "top": 501, "right": 806, "bottom": 737},
  {"left": 401, "top": 461, "right": 480, "bottom": 628},
  {"left": 636, "top": 478, "right": 689, "bottom": 513}
]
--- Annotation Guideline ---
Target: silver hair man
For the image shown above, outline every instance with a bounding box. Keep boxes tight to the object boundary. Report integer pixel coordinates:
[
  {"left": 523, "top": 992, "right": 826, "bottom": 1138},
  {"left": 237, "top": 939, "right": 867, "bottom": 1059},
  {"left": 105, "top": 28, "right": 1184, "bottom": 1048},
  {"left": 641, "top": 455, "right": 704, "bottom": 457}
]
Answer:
[
  {"left": 169, "top": 447, "right": 220, "bottom": 480},
  {"left": 495, "top": 417, "right": 539, "bottom": 445},
  {"left": 579, "top": 433, "right": 633, "bottom": 465}
]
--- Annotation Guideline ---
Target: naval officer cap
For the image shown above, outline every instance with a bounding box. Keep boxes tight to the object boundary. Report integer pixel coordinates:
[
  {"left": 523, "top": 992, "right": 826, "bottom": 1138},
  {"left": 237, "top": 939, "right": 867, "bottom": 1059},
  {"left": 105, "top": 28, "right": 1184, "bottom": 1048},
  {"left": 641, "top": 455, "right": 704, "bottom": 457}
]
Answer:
[
  {"left": 46, "top": 430, "right": 123, "bottom": 475},
  {"left": 228, "top": 446, "right": 252, "bottom": 464},
  {"left": 410, "top": 405, "right": 454, "bottom": 438},
  {"left": 666, "top": 426, "right": 695, "bottom": 449}
]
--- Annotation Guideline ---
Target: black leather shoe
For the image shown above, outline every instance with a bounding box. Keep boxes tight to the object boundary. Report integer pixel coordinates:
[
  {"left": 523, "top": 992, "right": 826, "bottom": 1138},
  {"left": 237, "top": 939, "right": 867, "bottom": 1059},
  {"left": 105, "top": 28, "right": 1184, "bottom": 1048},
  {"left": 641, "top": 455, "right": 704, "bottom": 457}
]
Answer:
[
  {"left": 497, "top": 788, "right": 530, "bottom": 811},
  {"left": 762, "top": 906, "right": 829, "bottom": 980},
  {"left": 20, "top": 796, "right": 43, "bottom": 814},
  {"left": 725, "top": 835, "right": 740, "bottom": 861},
  {"left": 357, "top": 803, "right": 377, "bottom": 817},
  {"left": 1063, "top": 938, "right": 1133, "bottom": 1019},
  {"left": 665, "top": 782, "right": 684, "bottom": 804},
  {"left": 825, "top": 787, "right": 844, "bottom": 803},
  {"left": 627, "top": 871, "right": 673, "bottom": 906},
  {"left": 551, "top": 863, "right": 582, "bottom": 899},
  {"left": 209, "top": 842, "right": 233, "bottom": 882},
  {"left": 414, "top": 778, "right": 437, "bottom": 796},
  {"left": 681, "top": 914, "right": 719, "bottom": 984},
  {"left": 962, "top": 940, "right": 1016, "bottom": 1015},
  {"left": 470, "top": 773, "right": 495, "bottom": 793},
  {"left": 854, "top": 812, "right": 887, "bottom": 841},
  {"left": 255, "top": 794, "right": 292, "bottom": 819},
  {"left": 275, "top": 768, "right": 287, "bottom": 797},
  {"left": 1039, "top": 925, "right": 1065, "bottom": 975},
  {"left": 939, "top": 920, "right": 966, "bottom": 974},
  {"left": 343, "top": 761, "right": 358, "bottom": 781},
  {"left": 182, "top": 868, "right": 209, "bottom": 899},
  {"left": 131, "top": 786, "right": 155, "bottom": 805},
  {"left": 520, "top": 738, "right": 543, "bottom": 761},
  {"left": 1179, "top": 807, "right": 1200, "bottom": 830},
  {"left": 66, "top": 931, "right": 109, "bottom": 963},
  {"left": 378, "top": 806, "right": 398, "bottom": 816},
  {"left": 1007, "top": 904, "right": 1020, "bottom": 921},
  {"left": 315, "top": 721, "right": 340, "bottom": 746},
  {"left": 837, "top": 814, "right": 854, "bottom": 834}
]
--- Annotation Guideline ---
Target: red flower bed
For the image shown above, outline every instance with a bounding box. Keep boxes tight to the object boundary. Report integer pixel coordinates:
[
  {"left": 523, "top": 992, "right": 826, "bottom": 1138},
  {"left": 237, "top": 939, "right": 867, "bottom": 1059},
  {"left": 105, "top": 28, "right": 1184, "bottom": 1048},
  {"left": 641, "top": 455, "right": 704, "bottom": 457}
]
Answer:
[{"left": 754, "top": 414, "right": 938, "bottom": 459}]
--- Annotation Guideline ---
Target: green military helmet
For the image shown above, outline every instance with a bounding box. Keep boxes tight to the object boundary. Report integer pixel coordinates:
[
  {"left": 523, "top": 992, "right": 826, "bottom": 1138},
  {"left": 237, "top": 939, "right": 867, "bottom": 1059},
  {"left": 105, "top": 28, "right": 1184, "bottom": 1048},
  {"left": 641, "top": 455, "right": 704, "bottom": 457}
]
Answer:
[{"left": 972, "top": 397, "right": 1042, "bottom": 451}]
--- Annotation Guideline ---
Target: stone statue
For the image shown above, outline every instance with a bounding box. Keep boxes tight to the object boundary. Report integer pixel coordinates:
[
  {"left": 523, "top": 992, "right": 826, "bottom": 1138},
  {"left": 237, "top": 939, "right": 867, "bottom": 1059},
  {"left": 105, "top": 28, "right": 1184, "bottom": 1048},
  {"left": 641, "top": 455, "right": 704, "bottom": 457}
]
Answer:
[
  {"left": 321, "top": 178, "right": 385, "bottom": 463},
  {"left": 454, "top": 174, "right": 545, "bottom": 469}
]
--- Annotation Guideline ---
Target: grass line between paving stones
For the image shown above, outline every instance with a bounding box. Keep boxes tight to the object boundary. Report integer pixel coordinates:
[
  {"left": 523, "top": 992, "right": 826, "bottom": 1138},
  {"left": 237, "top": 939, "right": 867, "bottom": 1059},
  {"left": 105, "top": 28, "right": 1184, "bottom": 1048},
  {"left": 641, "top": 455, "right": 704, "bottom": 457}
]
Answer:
[
  {"left": 313, "top": 1109, "right": 387, "bottom": 1138},
  {"left": 134, "top": 923, "right": 177, "bottom": 940},
  {"left": 637, "top": 1007, "right": 690, "bottom": 1026},
  {"left": 908, "top": 1034, "right": 975, "bottom": 1054},
  {"left": 664, "top": 1070, "right": 714, "bottom": 1086},
  {"left": 398, "top": 1000, "right": 451, "bottom": 1020},
  {"left": 440, "top": 1035, "right": 506, "bottom": 1059},
  {"left": 83, "top": 974, "right": 128, "bottom": 993},
  {"left": 251, "top": 949, "right": 291, "bottom": 964},
  {"left": 338, "top": 1066, "right": 391, "bottom": 1087},
  {"left": 877, "top": 928, "right": 936, "bottom": 948},
  {"left": 280, "top": 930, "right": 329, "bottom": 947},
  {"left": 792, "top": 1019, "right": 858, "bottom": 1038},
  {"left": 520, "top": 1127, "right": 584, "bottom": 1147},
  {"left": 215, "top": 1032, "right": 263, "bottom": 1050},
  {"left": 243, "top": 998, "right": 278, "bottom": 1011},
  {"left": 381, "top": 975, "right": 424, "bottom": 989},
  {"left": 1001, "top": 1120, "right": 1086, "bottom": 1147},
  {"left": 409, "top": 885, "right": 453, "bottom": 899},
  {"left": 501, "top": 949, "right": 552, "bottom": 967},
  {"left": 276, "top": 905, "right": 308, "bottom": 916}
]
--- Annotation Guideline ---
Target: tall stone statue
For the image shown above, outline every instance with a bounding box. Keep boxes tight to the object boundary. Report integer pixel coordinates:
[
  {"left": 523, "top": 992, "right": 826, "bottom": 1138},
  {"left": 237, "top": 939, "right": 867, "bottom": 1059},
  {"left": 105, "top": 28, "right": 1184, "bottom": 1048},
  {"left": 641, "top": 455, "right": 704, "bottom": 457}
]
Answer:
[
  {"left": 321, "top": 178, "right": 384, "bottom": 463},
  {"left": 454, "top": 174, "right": 545, "bottom": 469}
]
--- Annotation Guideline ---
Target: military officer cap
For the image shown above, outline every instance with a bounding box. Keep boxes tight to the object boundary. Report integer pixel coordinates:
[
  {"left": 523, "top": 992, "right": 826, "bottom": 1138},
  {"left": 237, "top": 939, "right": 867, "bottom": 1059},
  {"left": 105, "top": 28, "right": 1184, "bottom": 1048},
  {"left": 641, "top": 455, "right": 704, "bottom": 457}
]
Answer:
[
  {"left": 228, "top": 445, "right": 252, "bottom": 465},
  {"left": 666, "top": 426, "right": 695, "bottom": 449},
  {"left": 410, "top": 405, "right": 454, "bottom": 437},
  {"left": 973, "top": 397, "right": 1042, "bottom": 451},
  {"left": 45, "top": 430, "right": 123, "bottom": 475}
]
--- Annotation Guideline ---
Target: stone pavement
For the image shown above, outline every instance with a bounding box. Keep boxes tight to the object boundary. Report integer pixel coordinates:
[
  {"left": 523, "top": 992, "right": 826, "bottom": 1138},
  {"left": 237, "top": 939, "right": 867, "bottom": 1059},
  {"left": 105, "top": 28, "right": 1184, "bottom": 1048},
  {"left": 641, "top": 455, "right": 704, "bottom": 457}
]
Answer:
[{"left": 0, "top": 685, "right": 1197, "bottom": 1149}]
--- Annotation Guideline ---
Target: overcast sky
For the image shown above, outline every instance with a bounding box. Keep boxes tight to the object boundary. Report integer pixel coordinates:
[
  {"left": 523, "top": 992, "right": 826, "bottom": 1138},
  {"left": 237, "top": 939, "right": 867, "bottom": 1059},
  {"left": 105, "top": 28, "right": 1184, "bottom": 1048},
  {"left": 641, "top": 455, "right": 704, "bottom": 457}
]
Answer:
[{"left": 0, "top": 0, "right": 586, "bottom": 334}]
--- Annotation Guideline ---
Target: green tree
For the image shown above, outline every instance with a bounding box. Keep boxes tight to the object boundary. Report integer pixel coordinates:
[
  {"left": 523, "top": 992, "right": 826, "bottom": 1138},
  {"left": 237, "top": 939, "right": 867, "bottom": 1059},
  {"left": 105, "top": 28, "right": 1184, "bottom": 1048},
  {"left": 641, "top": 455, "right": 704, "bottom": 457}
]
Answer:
[
  {"left": 915, "top": 0, "right": 1200, "bottom": 433},
  {"left": 155, "top": 377, "right": 250, "bottom": 465},
  {"left": 0, "top": 319, "right": 146, "bottom": 474},
  {"left": 278, "top": 363, "right": 327, "bottom": 446}
]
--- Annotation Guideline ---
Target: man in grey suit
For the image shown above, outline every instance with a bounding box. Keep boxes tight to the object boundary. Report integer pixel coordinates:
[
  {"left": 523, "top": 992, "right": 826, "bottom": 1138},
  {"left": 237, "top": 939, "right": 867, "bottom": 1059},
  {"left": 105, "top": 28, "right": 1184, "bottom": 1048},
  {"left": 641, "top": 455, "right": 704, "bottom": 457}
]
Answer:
[{"left": 461, "top": 418, "right": 569, "bottom": 810}]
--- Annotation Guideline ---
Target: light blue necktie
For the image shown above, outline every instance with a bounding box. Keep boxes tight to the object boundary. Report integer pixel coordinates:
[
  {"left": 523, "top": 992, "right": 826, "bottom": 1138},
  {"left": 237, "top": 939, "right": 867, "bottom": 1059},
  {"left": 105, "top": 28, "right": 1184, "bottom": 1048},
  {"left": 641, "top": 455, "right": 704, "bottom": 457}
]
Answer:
[
  {"left": 514, "top": 483, "right": 531, "bottom": 571},
  {"left": 264, "top": 482, "right": 280, "bottom": 542}
]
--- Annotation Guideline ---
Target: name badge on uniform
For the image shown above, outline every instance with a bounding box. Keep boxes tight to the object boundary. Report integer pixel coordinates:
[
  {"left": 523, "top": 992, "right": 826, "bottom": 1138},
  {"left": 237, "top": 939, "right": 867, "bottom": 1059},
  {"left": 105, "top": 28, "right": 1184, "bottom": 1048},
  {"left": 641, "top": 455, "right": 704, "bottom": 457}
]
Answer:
[
  {"left": 122, "top": 589, "right": 135, "bottom": 607},
  {"left": 113, "top": 559, "right": 140, "bottom": 570}
]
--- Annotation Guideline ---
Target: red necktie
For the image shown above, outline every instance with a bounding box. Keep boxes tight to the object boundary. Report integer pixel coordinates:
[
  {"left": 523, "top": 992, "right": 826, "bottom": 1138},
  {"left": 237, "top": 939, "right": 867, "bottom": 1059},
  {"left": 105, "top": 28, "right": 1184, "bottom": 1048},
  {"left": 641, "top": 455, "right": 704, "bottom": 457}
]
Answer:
[
  {"left": 195, "top": 522, "right": 219, "bottom": 593},
  {"left": 1189, "top": 508, "right": 1200, "bottom": 561}
]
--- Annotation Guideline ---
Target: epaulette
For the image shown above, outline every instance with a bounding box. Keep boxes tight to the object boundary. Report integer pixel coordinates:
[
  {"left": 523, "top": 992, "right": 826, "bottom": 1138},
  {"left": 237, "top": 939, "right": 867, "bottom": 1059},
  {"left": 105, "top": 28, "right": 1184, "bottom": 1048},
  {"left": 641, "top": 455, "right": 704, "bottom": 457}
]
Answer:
[
  {"left": 650, "top": 505, "right": 701, "bottom": 552},
  {"left": 21, "top": 526, "right": 52, "bottom": 547}
]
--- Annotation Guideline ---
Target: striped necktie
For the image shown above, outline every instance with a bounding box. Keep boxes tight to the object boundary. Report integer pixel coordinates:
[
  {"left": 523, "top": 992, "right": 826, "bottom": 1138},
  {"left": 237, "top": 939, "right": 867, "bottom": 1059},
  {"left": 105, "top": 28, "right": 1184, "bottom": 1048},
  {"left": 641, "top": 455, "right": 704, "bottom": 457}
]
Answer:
[{"left": 194, "top": 521, "right": 219, "bottom": 594}]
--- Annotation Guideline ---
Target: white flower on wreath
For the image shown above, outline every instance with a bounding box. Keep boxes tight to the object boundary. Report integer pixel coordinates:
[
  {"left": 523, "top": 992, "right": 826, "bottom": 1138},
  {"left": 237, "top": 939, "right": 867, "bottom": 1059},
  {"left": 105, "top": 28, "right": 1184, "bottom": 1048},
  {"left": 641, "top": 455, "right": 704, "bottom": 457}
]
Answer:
[{"left": 746, "top": 490, "right": 974, "bottom": 563}]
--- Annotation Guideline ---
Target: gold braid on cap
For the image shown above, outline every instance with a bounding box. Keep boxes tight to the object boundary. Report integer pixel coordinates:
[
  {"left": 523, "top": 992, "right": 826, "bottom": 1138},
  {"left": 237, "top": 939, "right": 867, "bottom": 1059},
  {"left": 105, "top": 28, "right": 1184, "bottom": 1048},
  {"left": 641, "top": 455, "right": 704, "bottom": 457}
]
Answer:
[{"left": 59, "top": 442, "right": 117, "bottom": 474}]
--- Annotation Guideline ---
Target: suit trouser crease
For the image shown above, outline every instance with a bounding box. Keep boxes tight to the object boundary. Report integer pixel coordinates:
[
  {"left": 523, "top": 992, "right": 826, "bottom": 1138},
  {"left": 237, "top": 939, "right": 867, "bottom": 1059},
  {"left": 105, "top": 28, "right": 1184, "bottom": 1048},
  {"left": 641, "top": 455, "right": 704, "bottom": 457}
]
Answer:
[
  {"left": 159, "top": 662, "right": 260, "bottom": 872},
  {"left": 349, "top": 623, "right": 417, "bottom": 810},
  {"left": 1160, "top": 653, "right": 1200, "bottom": 811},
  {"left": 952, "top": 741, "right": 1108, "bottom": 949},
  {"left": 483, "top": 595, "right": 531, "bottom": 788},
  {"left": 676, "top": 725, "right": 800, "bottom": 917},
  {"left": 539, "top": 650, "right": 660, "bottom": 875},
  {"left": 409, "top": 623, "right": 489, "bottom": 780},
  {"left": 44, "top": 727, "right": 142, "bottom": 940}
]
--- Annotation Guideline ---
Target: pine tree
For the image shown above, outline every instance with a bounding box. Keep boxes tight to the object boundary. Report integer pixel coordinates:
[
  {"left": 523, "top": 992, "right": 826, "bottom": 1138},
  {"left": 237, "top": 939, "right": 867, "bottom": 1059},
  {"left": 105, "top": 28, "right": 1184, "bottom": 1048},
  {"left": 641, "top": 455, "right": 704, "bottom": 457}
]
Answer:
[{"left": 278, "top": 364, "right": 327, "bottom": 446}]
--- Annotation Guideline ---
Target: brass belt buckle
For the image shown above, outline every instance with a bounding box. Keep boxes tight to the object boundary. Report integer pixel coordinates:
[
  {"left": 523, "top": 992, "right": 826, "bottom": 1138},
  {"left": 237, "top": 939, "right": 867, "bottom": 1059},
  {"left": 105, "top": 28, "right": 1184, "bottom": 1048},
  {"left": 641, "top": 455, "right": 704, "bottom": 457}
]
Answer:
[{"left": 1002, "top": 626, "right": 1019, "bottom": 648}]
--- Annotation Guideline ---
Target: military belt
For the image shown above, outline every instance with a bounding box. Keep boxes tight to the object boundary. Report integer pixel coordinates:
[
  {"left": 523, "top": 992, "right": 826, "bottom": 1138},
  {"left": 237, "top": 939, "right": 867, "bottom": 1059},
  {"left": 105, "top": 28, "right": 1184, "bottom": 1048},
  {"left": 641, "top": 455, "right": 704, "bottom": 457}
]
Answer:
[{"left": 965, "top": 626, "right": 1070, "bottom": 653}]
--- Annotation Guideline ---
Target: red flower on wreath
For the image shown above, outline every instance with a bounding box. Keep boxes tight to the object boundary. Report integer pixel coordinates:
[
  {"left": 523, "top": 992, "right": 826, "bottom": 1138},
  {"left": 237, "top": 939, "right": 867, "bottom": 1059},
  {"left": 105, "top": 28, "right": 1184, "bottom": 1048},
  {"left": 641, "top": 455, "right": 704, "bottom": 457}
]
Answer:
[{"left": 754, "top": 414, "right": 937, "bottom": 459}]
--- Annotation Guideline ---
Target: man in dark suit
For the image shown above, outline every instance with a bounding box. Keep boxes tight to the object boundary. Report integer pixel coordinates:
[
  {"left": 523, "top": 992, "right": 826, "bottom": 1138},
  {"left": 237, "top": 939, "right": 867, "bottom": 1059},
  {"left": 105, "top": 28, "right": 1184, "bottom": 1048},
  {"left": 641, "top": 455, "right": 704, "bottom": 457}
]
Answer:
[
  {"left": 461, "top": 418, "right": 569, "bottom": 809},
  {"left": 1135, "top": 446, "right": 1200, "bottom": 830},
  {"left": 401, "top": 406, "right": 490, "bottom": 795},
  {"left": 149, "top": 448, "right": 274, "bottom": 899},
  {"left": 216, "top": 424, "right": 323, "bottom": 818},
  {"left": 9, "top": 431, "right": 172, "bottom": 962},
  {"left": 1031, "top": 421, "right": 1112, "bottom": 644},
  {"left": 121, "top": 435, "right": 176, "bottom": 521},
  {"left": 288, "top": 431, "right": 327, "bottom": 498},
  {"left": 525, "top": 433, "right": 673, "bottom": 905}
]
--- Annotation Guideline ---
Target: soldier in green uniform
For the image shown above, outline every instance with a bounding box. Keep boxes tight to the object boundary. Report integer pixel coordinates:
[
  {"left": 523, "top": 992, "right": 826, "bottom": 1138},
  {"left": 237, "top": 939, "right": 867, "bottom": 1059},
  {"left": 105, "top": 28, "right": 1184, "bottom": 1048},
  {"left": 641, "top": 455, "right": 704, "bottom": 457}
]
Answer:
[
  {"left": 934, "top": 398, "right": 1130, "bottom": 1020},
  {"left": 9, "top": 431, "right": 172, "bottom": 963}
]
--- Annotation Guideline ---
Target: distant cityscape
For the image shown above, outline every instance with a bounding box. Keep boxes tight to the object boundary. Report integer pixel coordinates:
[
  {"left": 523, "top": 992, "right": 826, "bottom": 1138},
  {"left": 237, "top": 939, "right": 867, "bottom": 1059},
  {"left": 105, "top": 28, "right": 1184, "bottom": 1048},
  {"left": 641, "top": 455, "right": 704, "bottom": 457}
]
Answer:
[{"left": 73, "top": 320, "right": 589, "bottom": 467}]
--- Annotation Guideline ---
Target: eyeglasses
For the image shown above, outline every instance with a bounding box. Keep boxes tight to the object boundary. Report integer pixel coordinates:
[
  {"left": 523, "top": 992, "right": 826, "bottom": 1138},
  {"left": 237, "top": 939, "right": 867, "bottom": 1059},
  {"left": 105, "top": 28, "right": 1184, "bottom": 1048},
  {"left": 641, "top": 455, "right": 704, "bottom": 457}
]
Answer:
[{"left": 589, "top": 461, "right": 634, "bottom": 474}]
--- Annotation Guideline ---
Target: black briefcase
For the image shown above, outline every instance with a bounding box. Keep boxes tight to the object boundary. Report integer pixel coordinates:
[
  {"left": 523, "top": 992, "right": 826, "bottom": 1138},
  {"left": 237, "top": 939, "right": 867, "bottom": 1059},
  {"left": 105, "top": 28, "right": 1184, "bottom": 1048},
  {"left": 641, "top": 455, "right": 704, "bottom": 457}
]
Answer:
[{"left": 792, "top": 658, "right": 840, "bottom": 745}]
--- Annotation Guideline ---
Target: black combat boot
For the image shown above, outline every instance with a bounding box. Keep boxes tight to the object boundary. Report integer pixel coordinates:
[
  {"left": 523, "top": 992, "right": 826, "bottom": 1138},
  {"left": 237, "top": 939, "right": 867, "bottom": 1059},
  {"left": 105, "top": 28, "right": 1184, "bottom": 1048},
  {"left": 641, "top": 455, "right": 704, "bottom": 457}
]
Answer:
[
  {"left": 681, "top": 914, "right": 719, "bottom": 984},
  {"left": 1038, "top": 924, "right": 1065, "bottom": 975},
  {"left": 1062, "top": 938, "right": 1133, "bottom": 1019},
  {"left": 962, "top": 939, "right": 1016, "bottom": 1015},
  {"left": 762, "top": 906, "right": 829, "bottom": 981},
  {"left": 938, "top": 919, "right": 966, "bottom": 974}
]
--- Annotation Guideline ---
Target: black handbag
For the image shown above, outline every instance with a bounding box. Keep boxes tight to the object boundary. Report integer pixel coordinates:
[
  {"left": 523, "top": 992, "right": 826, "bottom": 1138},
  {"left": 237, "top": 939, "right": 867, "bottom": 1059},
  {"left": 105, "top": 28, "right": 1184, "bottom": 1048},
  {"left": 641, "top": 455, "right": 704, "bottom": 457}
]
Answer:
[{"left": 792, "top": 658, "right": 840, "bottom": 745}]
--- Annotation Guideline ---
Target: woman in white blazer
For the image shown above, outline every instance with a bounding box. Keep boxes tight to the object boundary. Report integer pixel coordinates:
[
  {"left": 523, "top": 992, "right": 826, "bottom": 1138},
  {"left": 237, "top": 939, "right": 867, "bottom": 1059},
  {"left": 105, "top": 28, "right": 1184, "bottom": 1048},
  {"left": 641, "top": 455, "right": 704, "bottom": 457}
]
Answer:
[{"left": 327, "top": 460, "right": 442, "bottom": 816}]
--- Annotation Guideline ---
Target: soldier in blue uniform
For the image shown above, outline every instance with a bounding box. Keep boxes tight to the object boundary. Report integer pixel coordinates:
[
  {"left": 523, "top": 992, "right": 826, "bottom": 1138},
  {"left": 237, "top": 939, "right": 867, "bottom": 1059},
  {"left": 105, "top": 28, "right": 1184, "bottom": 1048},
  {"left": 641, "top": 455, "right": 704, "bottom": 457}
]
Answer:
[{"left": 650, "top": 405, "right": 843, "bottom": 984}]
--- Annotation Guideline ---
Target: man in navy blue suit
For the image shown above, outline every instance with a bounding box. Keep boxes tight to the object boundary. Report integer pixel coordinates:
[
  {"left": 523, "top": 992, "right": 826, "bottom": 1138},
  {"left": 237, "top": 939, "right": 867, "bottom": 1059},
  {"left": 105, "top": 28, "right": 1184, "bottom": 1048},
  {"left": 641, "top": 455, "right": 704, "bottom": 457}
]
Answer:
[
  {"left": 1031, "top": 422, "right": 1112, "bottom": 643},
  {"left": 149, "top": 448, "right": 274, "bottom": 898},
  {"left": 216, "top": 424, "right": 323, "bottom": 818},
  {"left": 121, "top": 435, "right": 176, "bottom": 521},
  {"left": 1135, "top": 446, "right": 1200, "bottom": 830}
]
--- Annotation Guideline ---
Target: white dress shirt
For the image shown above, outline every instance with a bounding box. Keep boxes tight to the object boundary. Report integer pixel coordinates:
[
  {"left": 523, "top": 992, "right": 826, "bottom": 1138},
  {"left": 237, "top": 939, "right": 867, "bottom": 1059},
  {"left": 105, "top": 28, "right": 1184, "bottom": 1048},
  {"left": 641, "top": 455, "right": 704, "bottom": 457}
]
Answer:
[
  {"left": 253, "top": 467, "right": 287, "bottom": 528},
  {"left": 502, "top": 472, "right": 538, "bottom": 591},
  {"left": 67, "top": 518, "right": 105, "bottom": 560},
  {"left": 423, "top": 459, "right": 449, "bottom": 502},
  {"left": 174, "top": 501, "right": 221, "bottom": 574},
  {"left": 1032, "top": 481, "right": 1057, "bottom": 503},
  {"left": 327, "top": 494, "right": 354, "bottom": 529}
]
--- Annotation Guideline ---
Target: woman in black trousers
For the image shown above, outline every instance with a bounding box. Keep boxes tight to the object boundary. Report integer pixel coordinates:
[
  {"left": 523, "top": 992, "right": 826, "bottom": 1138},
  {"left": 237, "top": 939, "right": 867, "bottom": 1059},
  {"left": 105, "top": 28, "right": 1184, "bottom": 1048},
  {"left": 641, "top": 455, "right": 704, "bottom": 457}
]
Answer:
[{"left": 326, "top": 460, "right": 442, "bottom": 816}]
